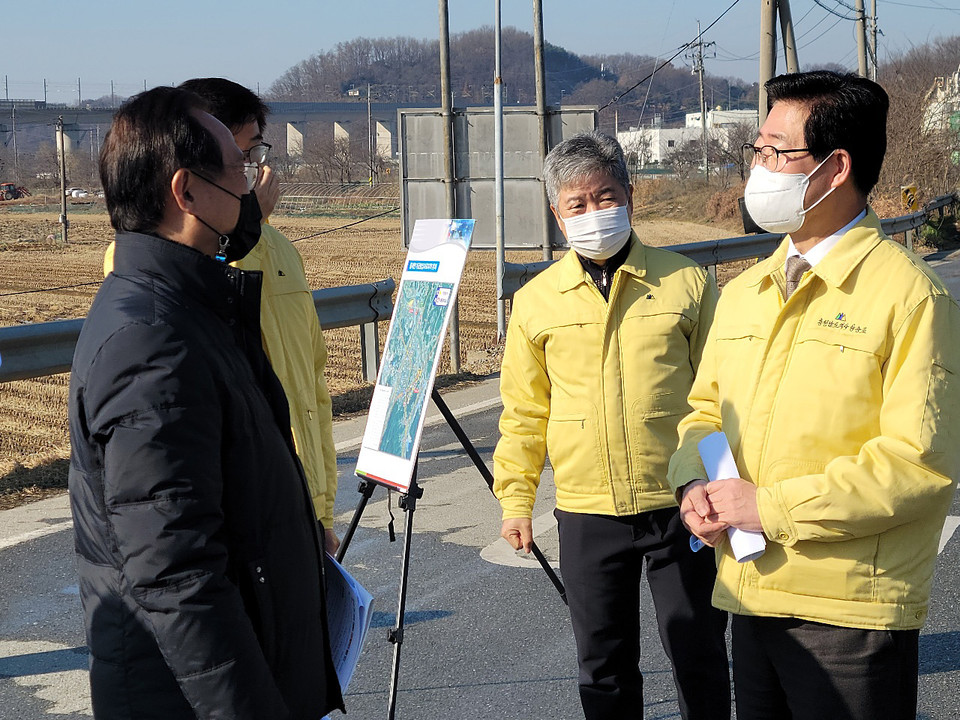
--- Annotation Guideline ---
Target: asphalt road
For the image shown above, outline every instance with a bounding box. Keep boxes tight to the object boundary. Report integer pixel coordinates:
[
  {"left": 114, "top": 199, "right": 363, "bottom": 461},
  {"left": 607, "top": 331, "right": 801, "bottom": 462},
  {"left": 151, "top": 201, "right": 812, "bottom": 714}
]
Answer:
[{"left": 3, "top": 249, "right": 960, "bottom": 719}]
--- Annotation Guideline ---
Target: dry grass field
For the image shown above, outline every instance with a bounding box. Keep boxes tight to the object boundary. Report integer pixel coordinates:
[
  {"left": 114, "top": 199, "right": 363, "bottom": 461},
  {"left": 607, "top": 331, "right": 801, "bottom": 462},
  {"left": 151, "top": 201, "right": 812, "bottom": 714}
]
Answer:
[{"left": 0, "top": 202, "right": 736, "bottom": 508}]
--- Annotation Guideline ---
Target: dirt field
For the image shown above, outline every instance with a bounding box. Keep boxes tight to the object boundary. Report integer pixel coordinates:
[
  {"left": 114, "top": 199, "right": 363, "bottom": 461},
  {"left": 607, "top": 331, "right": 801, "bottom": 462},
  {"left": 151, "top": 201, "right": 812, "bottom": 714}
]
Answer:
[{"left": 0, "top": 204, "right": 735, "bottom": 508}]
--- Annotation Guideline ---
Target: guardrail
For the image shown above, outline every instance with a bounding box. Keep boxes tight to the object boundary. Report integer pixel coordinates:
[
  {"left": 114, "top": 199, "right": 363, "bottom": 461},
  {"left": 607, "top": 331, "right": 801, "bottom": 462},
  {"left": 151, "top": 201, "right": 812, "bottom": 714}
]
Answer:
[
  {"left": 0, "top": 278, "right": 395, "bottom": 384},
  {"left": 502, "top": 192, "right": 959, "bottom": 299}
]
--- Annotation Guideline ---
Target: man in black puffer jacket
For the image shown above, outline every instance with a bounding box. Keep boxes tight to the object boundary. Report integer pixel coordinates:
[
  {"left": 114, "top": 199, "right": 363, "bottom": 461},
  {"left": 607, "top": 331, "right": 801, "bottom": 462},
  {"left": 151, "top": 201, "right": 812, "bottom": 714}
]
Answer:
[{"left": 68, "top": 86, "right": 343, "bottom": 719}]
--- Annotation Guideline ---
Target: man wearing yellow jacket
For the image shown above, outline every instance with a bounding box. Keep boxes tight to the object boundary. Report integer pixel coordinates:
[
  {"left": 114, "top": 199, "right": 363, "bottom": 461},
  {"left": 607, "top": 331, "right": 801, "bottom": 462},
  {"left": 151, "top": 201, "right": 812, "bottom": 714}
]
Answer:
[
  {"left": 669, "top": 71, "right": 960, "bottom": 720},
  {"left": 493, "top": 132, "right": 728, "bottom": 720},
  {"left": 105, "top": 79, "right": 339, "bottom": 552}
]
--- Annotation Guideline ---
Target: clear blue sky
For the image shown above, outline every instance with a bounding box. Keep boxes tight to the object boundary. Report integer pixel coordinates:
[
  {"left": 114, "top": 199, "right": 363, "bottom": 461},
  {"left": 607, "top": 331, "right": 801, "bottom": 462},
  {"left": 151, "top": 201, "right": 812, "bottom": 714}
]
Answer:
[{"left": 3, "top": 0, "right": 959, "bottom": 104}]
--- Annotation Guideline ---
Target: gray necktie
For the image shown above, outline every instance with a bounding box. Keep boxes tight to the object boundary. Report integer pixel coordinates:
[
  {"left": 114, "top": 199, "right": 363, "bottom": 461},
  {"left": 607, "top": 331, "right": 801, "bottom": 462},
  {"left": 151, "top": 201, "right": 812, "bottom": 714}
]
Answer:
[{"left": 785, "top": 256, "right": 811, "bottom": 299}]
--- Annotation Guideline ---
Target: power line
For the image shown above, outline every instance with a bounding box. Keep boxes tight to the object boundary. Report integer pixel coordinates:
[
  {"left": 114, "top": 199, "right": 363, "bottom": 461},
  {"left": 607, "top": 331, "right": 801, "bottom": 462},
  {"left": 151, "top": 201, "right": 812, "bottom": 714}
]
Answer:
[
  {"left": 883, "top": 0, "right": 960, "bottom": 10},
  {"left": 798, "top": 14, "right": 847, "bottom": 50},
  {"left": 598, "top": 0, "right": 744, "bottom": 111},
  {"left": 811, "top": 0, "right": 860, "bottom": 21},
  {"left": 0, "top": 280, "right": 102, "bottom": 298},
  {"left": 290, "top": 205, "right": 400, "bottom": 243}
]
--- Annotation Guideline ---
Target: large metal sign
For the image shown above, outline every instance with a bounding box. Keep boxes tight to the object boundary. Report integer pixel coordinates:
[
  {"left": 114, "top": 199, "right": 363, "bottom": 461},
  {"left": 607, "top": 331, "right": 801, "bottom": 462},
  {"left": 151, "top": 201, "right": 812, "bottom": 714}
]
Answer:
[{"left": 398, "top": 105, "right": 597, "bottom": 250}]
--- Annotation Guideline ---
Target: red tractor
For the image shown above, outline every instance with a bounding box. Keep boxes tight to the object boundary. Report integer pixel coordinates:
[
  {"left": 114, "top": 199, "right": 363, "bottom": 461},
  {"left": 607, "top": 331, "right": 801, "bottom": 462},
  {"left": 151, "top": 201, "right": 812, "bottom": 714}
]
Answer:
[{"left": 1, "top": 182, "right": 30, "bottom": 201}]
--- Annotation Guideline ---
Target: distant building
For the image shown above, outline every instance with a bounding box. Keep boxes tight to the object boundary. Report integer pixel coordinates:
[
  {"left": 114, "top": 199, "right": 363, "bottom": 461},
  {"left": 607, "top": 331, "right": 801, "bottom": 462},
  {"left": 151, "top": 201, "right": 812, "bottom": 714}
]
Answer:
[
  {"left": 618, "top": 108, "right": 758, "bottom": 168},
  {"left": 684, "top": 108, "right": 759, "bottom": 130},
  {"left": 618, "top": 126, "right": 700, "bottom": 165},
  {"left": 922, "top": 65, "right": 960, "bottom": 135}
]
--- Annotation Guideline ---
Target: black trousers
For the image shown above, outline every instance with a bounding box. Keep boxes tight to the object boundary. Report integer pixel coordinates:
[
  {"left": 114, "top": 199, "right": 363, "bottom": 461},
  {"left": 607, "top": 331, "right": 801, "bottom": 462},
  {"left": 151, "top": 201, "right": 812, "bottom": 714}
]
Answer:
[
  {"left": 555, "top": 507, "right": 730, "bottom": 720},
  {"left": 731, "top": 614, "right": 920, "bottom": 720}
]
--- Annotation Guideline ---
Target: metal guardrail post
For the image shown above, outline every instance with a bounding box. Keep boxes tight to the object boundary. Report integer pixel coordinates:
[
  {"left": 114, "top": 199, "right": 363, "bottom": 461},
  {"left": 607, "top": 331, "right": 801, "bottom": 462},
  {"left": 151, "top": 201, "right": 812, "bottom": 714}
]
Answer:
[{"left": 360, "top": 322, "right": 380, "bottom": 384}]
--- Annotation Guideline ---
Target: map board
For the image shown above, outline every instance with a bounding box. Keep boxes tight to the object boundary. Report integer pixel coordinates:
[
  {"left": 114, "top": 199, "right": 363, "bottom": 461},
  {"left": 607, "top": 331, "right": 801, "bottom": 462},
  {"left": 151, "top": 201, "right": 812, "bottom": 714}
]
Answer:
[{"left": 355, "top": 218, "right": 475, "bottom": 492}]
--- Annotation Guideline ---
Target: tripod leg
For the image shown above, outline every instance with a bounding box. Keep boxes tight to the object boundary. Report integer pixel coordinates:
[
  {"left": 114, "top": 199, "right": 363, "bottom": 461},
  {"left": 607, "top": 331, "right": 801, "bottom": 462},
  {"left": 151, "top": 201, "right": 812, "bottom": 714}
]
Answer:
[
  {"left": 387, "top": 479, "right": 423, "bottom": 720},
  {"left": 431, "top": 389, "right": 567, "bottom": 604},
  {"left": 336, "top": 478, "right": 377, "bottom": 563}
]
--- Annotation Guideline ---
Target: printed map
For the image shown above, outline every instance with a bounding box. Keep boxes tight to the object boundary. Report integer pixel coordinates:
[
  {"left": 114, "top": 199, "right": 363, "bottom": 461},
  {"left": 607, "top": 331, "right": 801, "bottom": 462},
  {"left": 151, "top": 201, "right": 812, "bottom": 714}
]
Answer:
[{"left": 376, "top": 280, "right": 454, "bottom": 459}]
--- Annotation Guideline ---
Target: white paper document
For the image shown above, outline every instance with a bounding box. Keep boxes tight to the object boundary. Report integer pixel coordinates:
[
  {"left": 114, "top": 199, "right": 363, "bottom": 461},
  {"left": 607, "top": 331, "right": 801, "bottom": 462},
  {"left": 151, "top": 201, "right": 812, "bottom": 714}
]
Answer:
[
  {"left": 697, "top": 431, "right": 766, "bottom": 563},
  {"left": 324, "top": 553, "right": 375, "bottom": 693}
]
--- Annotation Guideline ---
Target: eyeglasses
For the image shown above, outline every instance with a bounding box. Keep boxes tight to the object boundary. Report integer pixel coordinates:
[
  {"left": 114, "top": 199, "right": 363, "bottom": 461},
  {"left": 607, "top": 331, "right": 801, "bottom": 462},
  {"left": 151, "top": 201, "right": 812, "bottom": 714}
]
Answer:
[
  {"left": 244, "top": 142, "right": 271, "bottom": 166},
  {"left": 742, "top": 143, "right": 811, "bottom": 172},
  {"left": 242, "top": 163, "right": 259, "bottom": 192},
  {"left": 192, "top": 163, "right": 258, "bottom": 195}
]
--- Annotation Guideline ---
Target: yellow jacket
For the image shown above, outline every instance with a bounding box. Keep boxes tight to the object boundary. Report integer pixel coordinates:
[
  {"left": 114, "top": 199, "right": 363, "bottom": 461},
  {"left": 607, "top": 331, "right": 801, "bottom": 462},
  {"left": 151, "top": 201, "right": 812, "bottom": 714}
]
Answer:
[
  {"left": 104, "top": 226, "right": 338, "bottom": 526},
  {"left": 494, "top": 235, "right": 719, "bottom": 519},
  {"left": 668, "top": 210, "right": 960, "bottom": 630}
]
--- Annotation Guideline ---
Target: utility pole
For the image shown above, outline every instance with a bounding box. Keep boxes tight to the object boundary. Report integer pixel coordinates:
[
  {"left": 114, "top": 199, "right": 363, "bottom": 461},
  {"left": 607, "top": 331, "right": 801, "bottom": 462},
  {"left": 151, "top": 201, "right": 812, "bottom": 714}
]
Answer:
[
  {"left": 870, "top": 0, "right": 879, "bottom": 81},
  {"left": 438, "top": 0, "right": 461, "bottom": 370},
  {"left": 57, "top": 117, "right": 69, "bottom": 244},
  {"left": 111, "top": 80, "right": 115, "bottom": 107},
  {"left": 778, "top": 0, "right": 799, "bottom": 73},
  {"left": 4, "top": 75, "right": 7, "bottom": 101},
  {"left": 367, "top": 82, "right": 373, "bottom": 187},
  {"left": 759, "top": 0, "right": 778, "bottom": 124},
  {"left": 77, "top": 78, "right": 82, "bottom": 108},
  {"left": 533, "top": 0, "right": 552, "bottom": 261},
  {"left": 43, "top": 79, "right": 47, "bottom": 104},
  {"left": 855, "top": 0, "right": 869, "bottom": 77},
  {"left": 688, "top": 21, "right": 715, "bottom": 182},
  {"left": 11, "top": 105, "right": 19, "bottom": 184},
  {"left": 494, "top": 0, "right": 506, "bottom": 340}
]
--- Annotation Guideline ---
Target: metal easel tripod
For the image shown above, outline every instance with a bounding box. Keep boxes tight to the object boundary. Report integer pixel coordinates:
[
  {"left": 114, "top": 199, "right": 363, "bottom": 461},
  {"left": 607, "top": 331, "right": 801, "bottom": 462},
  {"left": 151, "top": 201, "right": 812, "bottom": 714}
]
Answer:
[{"left": 334, "top": 388, "right": 566, "bottom": 719}]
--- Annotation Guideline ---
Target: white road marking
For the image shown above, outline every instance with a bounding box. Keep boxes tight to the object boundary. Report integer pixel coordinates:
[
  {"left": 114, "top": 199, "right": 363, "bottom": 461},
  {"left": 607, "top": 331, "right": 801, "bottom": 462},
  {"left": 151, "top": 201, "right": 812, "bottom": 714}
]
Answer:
[
  {"left": 479, "top": 510, "right": 559, "bottom": 569},
  {"left": 0, "top": 521, "right": 74, "bottom": 553},
  {"left": 939, "top": 516, "right": 959, "bottom": 554}
]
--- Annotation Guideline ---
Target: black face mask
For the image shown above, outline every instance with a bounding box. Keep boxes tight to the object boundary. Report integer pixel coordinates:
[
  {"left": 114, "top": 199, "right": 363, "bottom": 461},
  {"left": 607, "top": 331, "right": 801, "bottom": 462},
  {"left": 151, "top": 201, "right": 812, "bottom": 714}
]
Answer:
[{"left": 190, "top": 172, "right": 263, "bottom": 263}]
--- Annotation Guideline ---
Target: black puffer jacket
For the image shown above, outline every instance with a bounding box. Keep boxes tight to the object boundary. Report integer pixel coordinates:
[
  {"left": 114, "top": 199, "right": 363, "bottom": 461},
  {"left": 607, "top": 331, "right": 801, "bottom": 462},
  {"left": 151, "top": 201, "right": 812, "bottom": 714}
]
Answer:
[{"left": 68, "top": 232, "right": 344, "bottom": 720}]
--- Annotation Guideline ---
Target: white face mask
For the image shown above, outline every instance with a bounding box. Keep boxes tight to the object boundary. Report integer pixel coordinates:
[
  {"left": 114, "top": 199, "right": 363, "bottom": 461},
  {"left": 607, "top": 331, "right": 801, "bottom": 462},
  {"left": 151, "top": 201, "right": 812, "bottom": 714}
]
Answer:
[
  {"left": 743, "top": 151, "right": 837, "bottom": 234},
  {"left": 560, "top": 205, "right": 632, "bottom": 261}
]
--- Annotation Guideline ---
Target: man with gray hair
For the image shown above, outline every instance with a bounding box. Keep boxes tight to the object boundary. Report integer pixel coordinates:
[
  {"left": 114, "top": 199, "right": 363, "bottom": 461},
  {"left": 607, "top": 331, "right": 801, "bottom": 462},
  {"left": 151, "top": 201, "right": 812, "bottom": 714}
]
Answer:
[{"left": 493, "top": 131, "right": 729, "bottom": 719}]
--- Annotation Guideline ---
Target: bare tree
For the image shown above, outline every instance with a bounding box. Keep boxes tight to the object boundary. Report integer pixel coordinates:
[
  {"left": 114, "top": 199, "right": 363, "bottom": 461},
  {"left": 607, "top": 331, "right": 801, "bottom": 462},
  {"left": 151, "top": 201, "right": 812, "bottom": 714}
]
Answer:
[
  {"left": 877, "top": 39, "right": 960, "bottom": 205},
  {"left": 714, "top": 122, "right": 757, "bottom": 182},
  {"left": 667, "top": 140, "right": 702, "bottom": 181},
  {"left": 620, "top": 131, "right": 653, "bottom": 176}
]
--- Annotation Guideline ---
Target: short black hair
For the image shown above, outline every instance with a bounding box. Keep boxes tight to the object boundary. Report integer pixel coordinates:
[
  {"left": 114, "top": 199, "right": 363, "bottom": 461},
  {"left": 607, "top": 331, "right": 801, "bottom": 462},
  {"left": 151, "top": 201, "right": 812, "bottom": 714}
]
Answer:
[
  {"left": 766, "top": 71, "right": 889, "bottom": 195},
  {"left": 99, "top": 86, "right": 223, "bottom": 233},
  {"left": 178, "top": 77, "right": 270, "bottom": 134}
]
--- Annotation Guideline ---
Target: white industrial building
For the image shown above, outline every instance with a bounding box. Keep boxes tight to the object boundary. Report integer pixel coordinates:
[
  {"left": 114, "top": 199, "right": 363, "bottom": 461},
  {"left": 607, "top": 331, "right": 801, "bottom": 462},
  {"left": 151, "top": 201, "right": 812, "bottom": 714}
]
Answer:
[{"left": 618, "top": 109, "right": 759, "bottom": 167}]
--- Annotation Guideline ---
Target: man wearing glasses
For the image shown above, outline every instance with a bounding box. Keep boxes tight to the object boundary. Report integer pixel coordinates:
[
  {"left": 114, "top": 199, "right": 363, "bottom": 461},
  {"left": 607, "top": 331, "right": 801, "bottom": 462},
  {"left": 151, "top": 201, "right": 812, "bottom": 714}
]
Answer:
[
  {"left": 105, "top": 79, "right": 341, "bottom": 554},
  {"left": 180, "top": 78, "right": 341, "bottom": 555},
  {"left": 669, "top": 70, "right": 960, "bottom": 720},
  {"left": 71, "top": 86, "right": 343, "bottom": 719}
]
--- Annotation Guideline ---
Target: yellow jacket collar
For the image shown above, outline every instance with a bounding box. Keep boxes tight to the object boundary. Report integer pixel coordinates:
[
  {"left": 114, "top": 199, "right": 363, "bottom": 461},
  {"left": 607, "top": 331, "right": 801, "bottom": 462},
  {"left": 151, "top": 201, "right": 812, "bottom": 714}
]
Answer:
[
  {"left": 748, "top": 208, "right": 885, "bottom": 291},
  {"left": 556, "top": 232, "right": 647, "bottom": 293}
]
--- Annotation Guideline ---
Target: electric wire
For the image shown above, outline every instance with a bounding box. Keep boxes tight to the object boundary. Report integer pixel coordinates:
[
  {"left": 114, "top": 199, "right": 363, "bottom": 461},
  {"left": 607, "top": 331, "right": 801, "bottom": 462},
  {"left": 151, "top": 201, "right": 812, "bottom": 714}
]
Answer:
[
  {"left": 811, "top": 0, "right": 860, "bottom": 21},
  {"left": 884, "top": 0, "right": 960, "bottom": 12},
  {"left": 598, "top": 0, "right": 744, "bottom": 111}
]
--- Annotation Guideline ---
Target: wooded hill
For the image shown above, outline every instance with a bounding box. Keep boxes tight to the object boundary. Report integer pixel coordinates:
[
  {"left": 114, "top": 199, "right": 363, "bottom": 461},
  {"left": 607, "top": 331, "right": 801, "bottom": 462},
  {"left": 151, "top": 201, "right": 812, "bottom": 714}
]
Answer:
[{"left": 266, "top": 27, "right": 761, "bottom": 130}]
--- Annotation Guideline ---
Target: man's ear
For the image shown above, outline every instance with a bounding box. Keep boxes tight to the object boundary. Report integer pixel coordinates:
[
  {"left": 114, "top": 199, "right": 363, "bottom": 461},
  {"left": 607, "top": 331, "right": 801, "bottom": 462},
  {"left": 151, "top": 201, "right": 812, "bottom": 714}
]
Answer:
[
  {"left": 170, "top": 169, "right": 195, "bottom": 212},
  {"left": 830, "top": 150, "right": 853, "bottom": 190},
  {"left": 550, "top": 204, "right": 567, "bottom": 237}
]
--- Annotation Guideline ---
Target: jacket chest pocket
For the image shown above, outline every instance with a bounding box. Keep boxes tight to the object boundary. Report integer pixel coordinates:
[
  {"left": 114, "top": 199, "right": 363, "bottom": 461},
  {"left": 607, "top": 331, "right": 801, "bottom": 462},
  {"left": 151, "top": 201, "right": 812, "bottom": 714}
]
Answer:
[
  {"left": 789, "top": 331, "right": 883, "bottom": 443},
  {"left": 714, "top": 326, "right": 767, "bottom": 406}
]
